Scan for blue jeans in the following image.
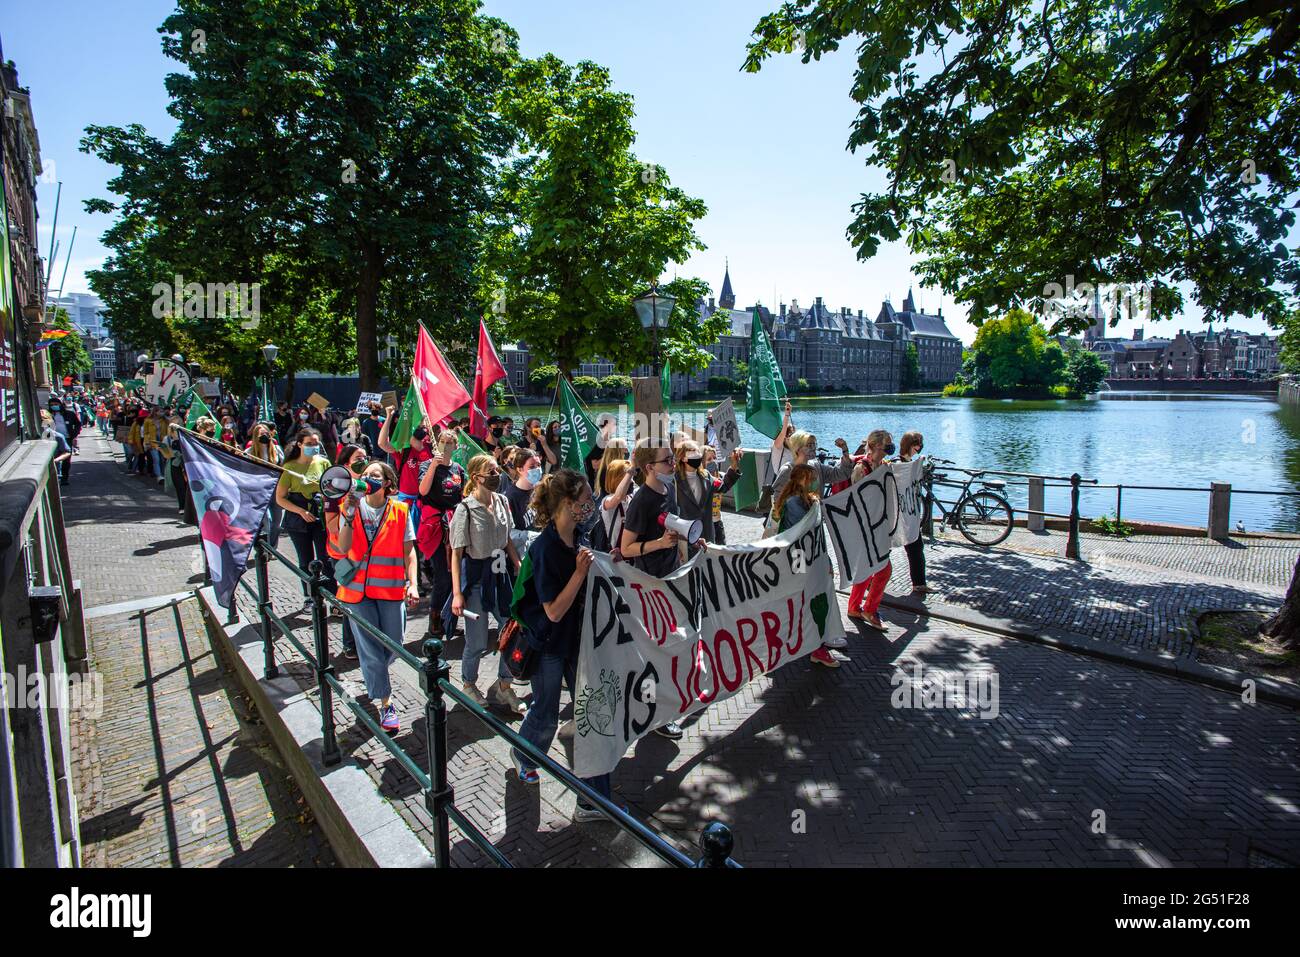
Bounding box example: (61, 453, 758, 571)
(512, 651, 611, 802)
(348, 597, 402, 701)
(263, 501, 283, 549)
(462, 585, 510, 684)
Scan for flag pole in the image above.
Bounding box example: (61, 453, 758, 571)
(179, 426, 288, 474)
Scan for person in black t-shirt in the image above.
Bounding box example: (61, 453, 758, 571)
(510, 469, 622, 821)
(620, 442, 682, 580)
(503, 450, 540, 550)
(416, 430, 467, 637)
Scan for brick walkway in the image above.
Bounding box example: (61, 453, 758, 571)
(67, 435, 334, 867)
(235, 516, 1300, 868)
(69, 434, 1300, 867)
(726, 513, 1289, 657)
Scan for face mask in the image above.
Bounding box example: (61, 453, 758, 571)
(659, 471, 675, 487)
(413, 428, 428, 441)
(49, 405, 61, 413)
(481, 473, 501, 491)
(573, 499, 595, 523)
(687, 457, 702, 469)
(526, 467, 543, 485)
(884, 443, 896, 456)
(298, 412, 308, 420)
(302, 445, 320, 458)
(257, 435, 269, 444)
(349, 459, 367, 475)
(363, 476, 385, 494)
(491, 427, 503, 436)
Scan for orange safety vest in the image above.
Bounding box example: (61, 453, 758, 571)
(326, 509, 345, 560)
(336, 499, 410, 603)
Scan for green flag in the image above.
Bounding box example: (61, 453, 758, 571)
(509, 551, 534, 627)
(557, 375, 598, 471)
(185, 391, 212, 429)
(660, 358, 672, 411)
(256, 377, 274, 422)
(732, 450, 763, 512)
(450, 430, 486, 470)
(745, 309, 787, 439)
(390, 386, 425, 451)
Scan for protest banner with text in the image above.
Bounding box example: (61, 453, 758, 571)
(574, 504, 845, 778)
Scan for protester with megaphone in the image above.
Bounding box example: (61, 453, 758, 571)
(335, 461, 420, 735)
(619, 440, 687, 740)
(323, 444, 370, 659)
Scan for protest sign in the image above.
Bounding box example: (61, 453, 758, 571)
(821, 465, 898, 588)
(631, 376, 669, 444)
(573, 504, 845, 778)
(306, 392, 330, 412)
(380, 389, 398, 409)
(708, 397, 740, 458)
(355, 391, 383, 414)
(890, 457, 928, 547)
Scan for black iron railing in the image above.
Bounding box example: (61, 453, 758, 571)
(233, 536, 739, 868)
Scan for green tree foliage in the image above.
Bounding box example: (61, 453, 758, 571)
(1279, 310, 1300, 373)
(744, 1, 1299, 333)
(900, 343, 921, 391)
(948, 308, 1073, 397)
(48, 308, 91, 381)
(1064, 348, 1110, 396)
(483, 55, 724, 374)
(83, 0, 517, 390)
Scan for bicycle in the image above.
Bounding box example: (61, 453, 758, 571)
(923, 457, 1014, 547)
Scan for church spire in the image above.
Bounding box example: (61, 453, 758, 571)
(719, 259, 735, 309)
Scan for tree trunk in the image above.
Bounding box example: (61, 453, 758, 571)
(355, 239, 383, 391)
(284, 369, 296, 406)
(1260, 554, 1300, 650)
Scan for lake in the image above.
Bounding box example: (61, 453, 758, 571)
(557, 392, 1300, 533)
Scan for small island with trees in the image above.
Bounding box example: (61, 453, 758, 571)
(944, 308, 1109, 399)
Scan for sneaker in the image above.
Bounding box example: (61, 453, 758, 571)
(299, 598, 314, 615)
(380, 704, 399, 734)
(510, 749, 540, 785)
(653, 721, 684, 740)
(487, 682, 527, 715)
(558, 718, 577, 738)
(341, 646, 358, 661)
(329, 604, 344, 618)
(574, 801, 629, 824)
(862, 613, 887, 632)
(460, 681, 488, 707)
(822, 634, 848, 649)
(811, 647, 840, 668)
(911, 586, 930, 597)
(846, 608, 868, 620)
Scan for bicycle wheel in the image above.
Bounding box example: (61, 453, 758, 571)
(956, 490, 1013, 546)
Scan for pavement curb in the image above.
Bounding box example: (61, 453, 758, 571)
(878, 593, 1300, 710)
(196, 585, 433, 868)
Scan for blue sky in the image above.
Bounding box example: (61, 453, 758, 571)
(5, 0, 1271, 343)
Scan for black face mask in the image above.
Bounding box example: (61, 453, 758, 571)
(687, 457, 703, 469)
(491, 427, 503, 436)
(349, 459, 367, 475)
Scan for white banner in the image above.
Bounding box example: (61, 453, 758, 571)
(707, 397, 740, 459)
(821, 462, 906, 587)
(574, 504, 845, 778)
(890, 457, 927, 548)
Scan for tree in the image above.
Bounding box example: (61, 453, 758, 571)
(84, 0, 517, 391)
(483, 55, 724, 374)
(900, 343, 921, 391)
(572, 375, 601, 399)
(528, 364, 560, 395)
(600, 374, 632, 396)
(47, 308, 91, 382)
(1279, 310, 1300, 373)
(744, 1, 1299, 334)
(1065, 349, 1109, 396)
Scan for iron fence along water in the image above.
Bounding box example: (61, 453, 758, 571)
(234, 536, 740, 869)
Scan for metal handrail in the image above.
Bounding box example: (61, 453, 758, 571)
(241, 535, 738, 869)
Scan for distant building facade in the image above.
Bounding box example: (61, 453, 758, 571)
(1086, 324, 1280, 380)
(506, 267, 964, 398)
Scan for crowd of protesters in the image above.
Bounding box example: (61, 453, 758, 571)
(76, 382, 930, 823)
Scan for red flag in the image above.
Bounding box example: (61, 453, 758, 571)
(470, 319, 508, 436)
(413, 323, 471, 426)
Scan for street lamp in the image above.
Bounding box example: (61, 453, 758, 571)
(260, 343, 278, 416)
(633, 282, 675, 376)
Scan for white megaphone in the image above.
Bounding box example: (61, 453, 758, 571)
(659, 512, 703, 545)
(319, 465, 365, 502)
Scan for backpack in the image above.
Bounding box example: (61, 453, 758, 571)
(588, 495, 625, 553)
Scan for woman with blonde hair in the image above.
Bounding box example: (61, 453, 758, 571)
(771, 463, 820, 533)
(592, 437, 628, 497)
(449, 453, 526, 714)
(847, 429, 896, 631)
(769, 423, 853, 518)
(594, 458, 634, 555)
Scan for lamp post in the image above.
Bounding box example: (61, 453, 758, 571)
(633, 282, 675, 377)
(261, 343, 278, 417)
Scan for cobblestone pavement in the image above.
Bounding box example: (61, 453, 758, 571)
(234, 516, 1300, 868)
(724, 513, 1287, 657)
(67, 436, 335, 867)
(71, 434, 1300, 867)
